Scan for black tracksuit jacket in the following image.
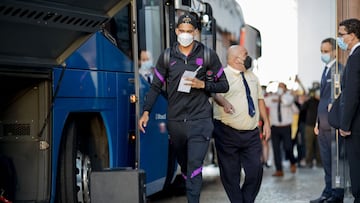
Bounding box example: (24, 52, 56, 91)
(143, 41, 229, 121)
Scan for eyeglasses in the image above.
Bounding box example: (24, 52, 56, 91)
(338, 32, 349, 37)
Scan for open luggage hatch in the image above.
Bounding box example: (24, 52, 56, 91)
(0, 0, 129, 67)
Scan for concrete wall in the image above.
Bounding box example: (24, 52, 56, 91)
(297, 0, 336, 90)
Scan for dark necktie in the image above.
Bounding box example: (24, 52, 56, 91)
(321, 66, 328, 90)
(241, 72, 255, 117)
(277, 96, 282, 122)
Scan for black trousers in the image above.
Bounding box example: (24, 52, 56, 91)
(345, 131, 360, 201)
(213, 120, 263, 203)
(271, 125, 296, 171)
(167, 118, 213, 203)
(317, 129, 344, 199)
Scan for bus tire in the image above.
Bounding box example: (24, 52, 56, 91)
(57, 120, 91, 203)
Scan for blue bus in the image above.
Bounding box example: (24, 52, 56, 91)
(0, 0, 261, 202)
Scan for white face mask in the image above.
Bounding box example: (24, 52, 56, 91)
(321, 53, 331, 64)
(140, 60, 153, 70)
(177, 33, 194, 47)
(315, 89, 320, 98)
(277, 88, 284, 95)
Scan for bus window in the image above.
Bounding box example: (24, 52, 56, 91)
(103, 5, 133, 59)
(137, 0, 163, 63)
(242, 24, 262, 60)
(200, 3, 216, 50)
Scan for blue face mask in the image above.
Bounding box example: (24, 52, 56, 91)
(337, 37, 348, 50)
(321, 53, 331, 64)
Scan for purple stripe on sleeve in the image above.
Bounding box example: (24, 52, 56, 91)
(154, 67, 165, 84)
(190, 166, 203, 178)
(215, 67, 224, 80)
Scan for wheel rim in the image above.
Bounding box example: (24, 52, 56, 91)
(76, 151, 91, 203)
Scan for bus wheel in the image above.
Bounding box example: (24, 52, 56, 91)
(57, 121, 91, 203)
(76, 151, 91, 202)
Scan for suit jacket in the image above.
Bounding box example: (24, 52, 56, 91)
(318, 61, 342, 130)
(340, 46, 360, 132)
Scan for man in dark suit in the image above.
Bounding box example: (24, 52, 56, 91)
(336, 18, 360, 203)
(310, 38, 344, 203)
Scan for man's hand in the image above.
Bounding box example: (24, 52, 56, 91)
(139, 111, 149, 133)
(262, 122, 271, 141)
(223, 100, 235, 114)
(314, 123, 319, 135)
(213, 94, 234, 114)
(339, 129, 351, 137)
(184, 77, 205, 89)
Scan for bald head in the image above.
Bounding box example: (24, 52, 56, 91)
(227, 45, 248, 71)
(227, 45, 246, 59)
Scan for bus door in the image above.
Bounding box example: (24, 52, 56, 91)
(137, 0, 170, 195)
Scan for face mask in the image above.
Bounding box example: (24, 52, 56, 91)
(244, 56, 252, 70)
(277, 88, 284, 95)
(177, 33, 194, 47)
(140, 60, 153, 70)
(337, 37, 348, 51)
(321, 53, 331, 64)
(315, 89, 320, 98)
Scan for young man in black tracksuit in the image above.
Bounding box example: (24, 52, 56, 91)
(139, 14, 229, 203)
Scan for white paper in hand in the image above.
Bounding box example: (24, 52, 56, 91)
(177, 70, 197, 93)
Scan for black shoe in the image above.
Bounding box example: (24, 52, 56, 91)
(310, 196, 328, 203)
(324, 196, 343, 203)
(263, 162, 271, 168)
